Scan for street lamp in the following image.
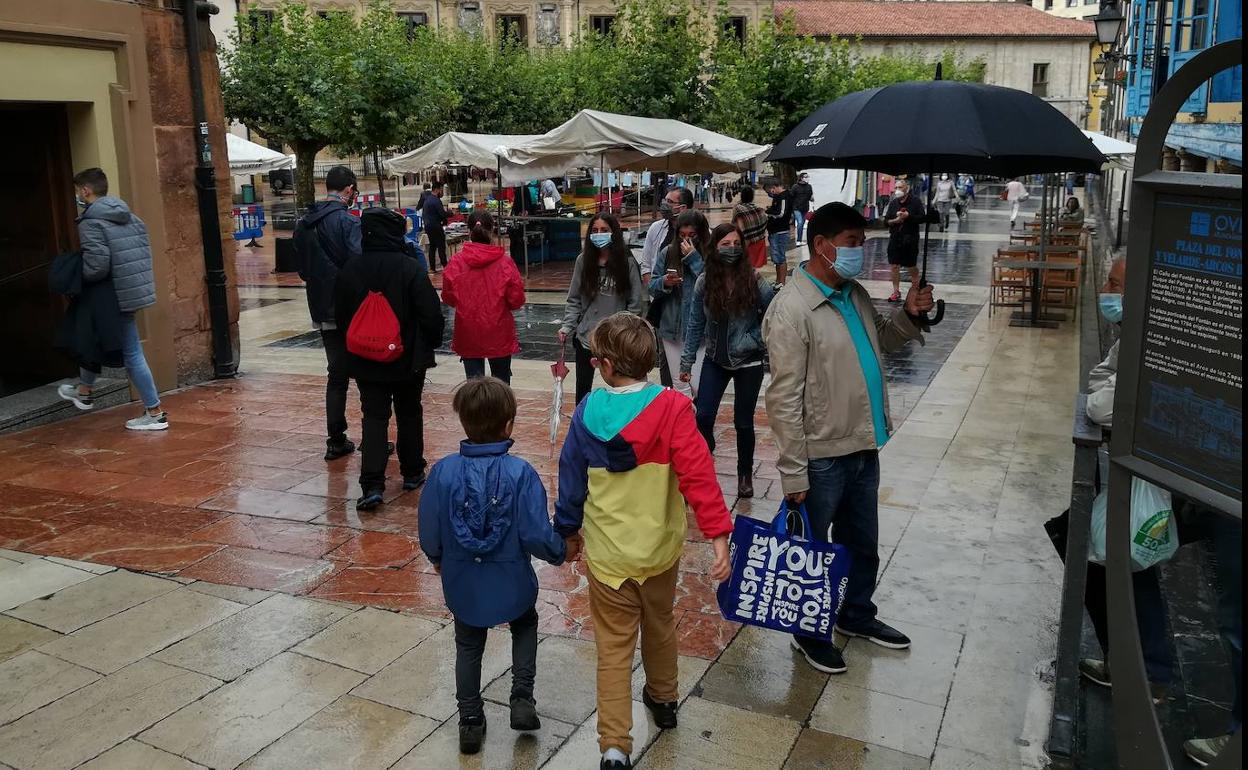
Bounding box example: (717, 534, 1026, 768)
(1092, 3, 1126, 49)
(1093, 55, 1108, 76)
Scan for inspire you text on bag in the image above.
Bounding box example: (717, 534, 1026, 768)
(730, 530, 848, 638)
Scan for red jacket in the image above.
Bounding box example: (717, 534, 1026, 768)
(441, 241, 526, 359)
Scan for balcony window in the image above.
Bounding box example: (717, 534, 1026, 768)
(397, 12, 428, 39)
(590, 14, 615, 36)
(723, 16, 747, 42)
(497, 14, 527, 47)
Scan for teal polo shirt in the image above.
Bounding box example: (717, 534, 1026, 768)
(801, 265, 889, 448)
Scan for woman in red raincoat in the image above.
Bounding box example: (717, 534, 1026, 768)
(440, 212, 526, 384)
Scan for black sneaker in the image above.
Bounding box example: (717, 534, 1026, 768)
(402, 471, 427, 491)
(641, 688, 678, 729)
(355, 489, 384, 511)
(458, 717, 486, 755)
(600, 754, 632, 770)
(324, 438, 356, 461)
(836, 619, 911, 650)
(509, 696, 540, 731)
(790, 636, 847, 674)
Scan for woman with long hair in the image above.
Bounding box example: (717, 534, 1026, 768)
(441, 211, 526, 384)
(650, 210, 710, 398)
(559, 213, 643, 404)
(680, 223, 776, 497)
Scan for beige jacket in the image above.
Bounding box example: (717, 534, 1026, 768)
(763, 269, 924, 495)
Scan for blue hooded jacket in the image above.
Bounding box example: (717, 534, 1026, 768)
(418, 440, 566, 627)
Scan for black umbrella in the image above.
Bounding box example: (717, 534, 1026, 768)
(768, 69, 1107, 324)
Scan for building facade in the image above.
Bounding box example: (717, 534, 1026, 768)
(0, 0, 238, 406)
(782, 1, 1096, 125)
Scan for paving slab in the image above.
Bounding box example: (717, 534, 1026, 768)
(0, 559, 96, 613)
(36, 588, 246, 674)
(0, 659, 219, 770)
(838, 620, 963, 708)
(76, 740, 207, 770)
(0, 650, 99, 725)
(636, 696, 801, 770)
(153, 593, 351, 680)
(809, 681, 942, 758)
(782, 729, 930, 770)
(543, 699, 659, 768)
(5, 570, 181, 633)
(482, 635, 599, 725)
(389, 699, 573, 770)
(0, 617, 59, 664)
(631, 654, 710, 703)
(698, 625, 830, 720)
(293, 606, 439, 675)
(351, 623, 512, 721)
(238, 695, 437, 770)
(185, 580, 274, 605)
(40, 556, 116, 575)
(140, 652, 365, 770)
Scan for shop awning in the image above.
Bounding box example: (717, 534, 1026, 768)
(1082, 130, 1136, 157)
(226, 133, 294, 175)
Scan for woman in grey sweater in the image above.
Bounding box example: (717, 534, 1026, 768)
(558, 214, 644, 404)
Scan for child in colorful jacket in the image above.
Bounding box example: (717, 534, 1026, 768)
(554, 312, 733, 770)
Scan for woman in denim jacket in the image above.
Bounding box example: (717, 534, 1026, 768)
(680, 223, 776, 498)
(650, 210, 708, 398)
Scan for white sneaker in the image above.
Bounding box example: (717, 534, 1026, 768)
(57, 383, 94, 411)
(125, 412, 169, 431)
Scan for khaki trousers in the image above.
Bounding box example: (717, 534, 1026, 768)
(588, 561, 681, 754)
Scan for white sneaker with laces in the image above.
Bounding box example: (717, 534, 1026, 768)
(57, 383, 94, 411)
(125, 412, 169, 431)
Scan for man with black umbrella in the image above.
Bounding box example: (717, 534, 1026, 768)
(764, 202, 934, 675)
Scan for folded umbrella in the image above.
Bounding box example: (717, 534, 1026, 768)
(550, 343, 570, 445)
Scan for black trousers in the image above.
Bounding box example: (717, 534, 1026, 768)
(572, 337, 596, 405)
(357, 375, 426, 492)
(454, 606, 540, 721)
(320, 328, 350, 444)
(694, 359, 765, 476)
(463, 356, 513, 385)
(426, 228, 448, 268)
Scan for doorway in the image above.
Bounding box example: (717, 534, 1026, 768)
(0, 103, 78, 397)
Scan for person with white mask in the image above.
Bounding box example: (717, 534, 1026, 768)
(933, 173, 959, 231)
(762, 202, 935, 677)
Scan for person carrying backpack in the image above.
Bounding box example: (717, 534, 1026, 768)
(293, 165, 363, 461)
(334, 208, 445, 511)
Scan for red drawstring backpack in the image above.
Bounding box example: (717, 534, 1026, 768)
(346, 291, 404, 362)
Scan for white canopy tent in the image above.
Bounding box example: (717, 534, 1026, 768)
(384, 131, 588, 186)
(1082, 130, 1136, 157)
(225, 133, 294, 176)
(500, 110, 772, 175)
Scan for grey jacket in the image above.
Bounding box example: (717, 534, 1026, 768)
(763, 269, 924, 495)
(1086, 340, 1118, 426)
(560, 252, 644, 344)
(78, 197, 156, 313)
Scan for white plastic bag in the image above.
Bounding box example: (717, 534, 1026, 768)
(1089, 478, 1179, 571)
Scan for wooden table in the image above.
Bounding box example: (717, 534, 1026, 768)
(996, 258, 1076, 328)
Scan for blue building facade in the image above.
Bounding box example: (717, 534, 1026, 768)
(1124, 0, 1242, 168)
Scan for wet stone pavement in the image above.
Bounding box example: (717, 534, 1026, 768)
(1, 190, 1084, 770)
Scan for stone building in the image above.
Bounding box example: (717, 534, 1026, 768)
(782, 0, 1096, 125)
(0, 0, 238, 422)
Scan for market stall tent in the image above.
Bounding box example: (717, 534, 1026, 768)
(225, 132, 294, 176)
(384, 131, 589, 185)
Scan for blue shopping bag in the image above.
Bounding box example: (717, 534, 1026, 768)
(715, 501, 852, 643)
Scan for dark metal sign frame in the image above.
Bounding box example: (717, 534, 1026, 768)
(1108, 40, 1242, 770)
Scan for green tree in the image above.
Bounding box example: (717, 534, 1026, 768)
(333, 2, 458, 204)
(221, 6, 357, 207)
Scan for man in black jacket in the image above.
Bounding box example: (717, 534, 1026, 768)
(335, 208, 445, 511)
(791, 172, 814, 247)
(422, 181, 449, 272)
(294, 165, 362, 460)
(764, 178, 793, 285)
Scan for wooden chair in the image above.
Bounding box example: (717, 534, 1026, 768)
(1040, 254, 1081, 313)
(990, 249, 1032, 317)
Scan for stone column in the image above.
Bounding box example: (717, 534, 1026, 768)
(1161, 146, 1181, 171)
(1178, 150, 1202, 172)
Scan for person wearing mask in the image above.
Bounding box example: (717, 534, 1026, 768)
(650, 211, 709, 399)
(732, 185, 769, 269)
(791, 172, 815, 246)
(423, 181, 450, 272)
(334, 208, 445, 510)
(441, 212, 525, 384)
(764, 202, 934, 675)
(882, 179, 924, 304)
(1059, 196, 1085, 227)
(1005, 177, 1029, 229)
(933, 173, 958, 232)
(56, 167, 167, 431)
(639, 187, 693, 282)
(293, 165, 363, 459)
(764, 178, 794, 285)
(559, 214, 644, 405)
(680, 223, 776, 498)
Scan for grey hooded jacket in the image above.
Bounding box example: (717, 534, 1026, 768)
(78, 196, 156, 313)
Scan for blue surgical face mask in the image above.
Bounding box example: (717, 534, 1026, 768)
(825, 245, 864, 281)
(589, 232, 612, 248)
(1098, 293, 1123, 323)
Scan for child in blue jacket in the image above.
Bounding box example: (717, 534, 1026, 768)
(418, 377, 570, 755)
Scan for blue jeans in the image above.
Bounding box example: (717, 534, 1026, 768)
(80, 313, 160, 410)
(801, 451, 881, 634)
(769, 231, 790, 265)
(793, 210, 807, 243)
